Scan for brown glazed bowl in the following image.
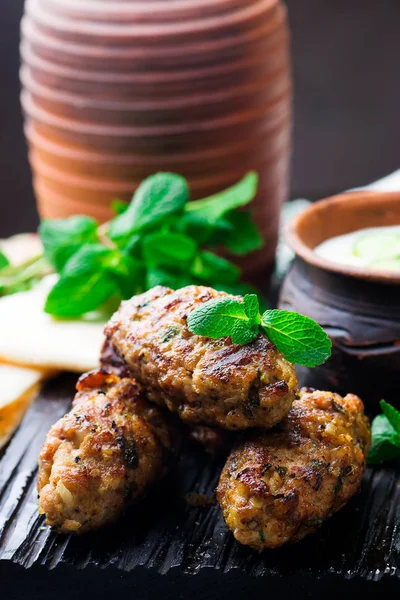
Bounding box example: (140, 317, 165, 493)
(279, 191, 400, 410)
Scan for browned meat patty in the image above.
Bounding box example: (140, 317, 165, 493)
(217, 388, 371, 550)
(101, 338, 233, 455)
(105, 286, 298, 431)
(100, 338, 132, 378)
(38, 369, 179, 534)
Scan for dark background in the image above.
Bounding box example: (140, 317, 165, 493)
(0, 0, 399, 237)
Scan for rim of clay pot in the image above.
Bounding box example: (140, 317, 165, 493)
(22, 90, 291, 137)
(22, 9, 286, 61)
(284, 191, 400, 284)
(40, 0, 279, 22)
(27, 0, 280, 39)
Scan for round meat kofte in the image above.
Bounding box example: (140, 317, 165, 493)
(105, 286, 298, 431)
(38, 369, 179, 534)
(100, 338, 233, 455)
(217, 388, 371, 550)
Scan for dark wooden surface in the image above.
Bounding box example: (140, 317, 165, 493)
(1, 375, 400, 599)
(1, 0, 400, 237)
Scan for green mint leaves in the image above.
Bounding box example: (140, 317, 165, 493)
(142, 232, 197, 269)
(39, 215, 98, 272)
(183, 172, 258, 224)
(108, 173, 189, 243)
(368, 400, 400, 465)
(187, 294, 332, 367)
(261, 310, 332, 368)
(44, 270, 117, 318)
(44, 243, 144, 317)
(36, 171, 262, 318)
(0, 253, 51, 296)
(0, 251, 10, 271)
(187, 297, 252, 343)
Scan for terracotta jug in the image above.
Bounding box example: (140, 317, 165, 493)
(20, 0, 292, 275)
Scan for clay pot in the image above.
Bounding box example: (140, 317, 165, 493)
(279, 191, 400, 409)
(22, 93, 291, 165)
(30, 149, 288, 205)
(25, 124, 290, 180)
(20, 38, 290, 96)
(21, 0, 292, 276)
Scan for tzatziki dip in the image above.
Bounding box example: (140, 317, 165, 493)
(314, 225, 400, 271)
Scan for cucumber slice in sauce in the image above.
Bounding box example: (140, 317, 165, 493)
(353, 233, 400, 261)
(369, 258, 400, 272)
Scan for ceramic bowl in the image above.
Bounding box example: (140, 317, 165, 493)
(279, 191, 400, 408)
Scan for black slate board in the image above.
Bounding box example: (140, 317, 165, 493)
(1, 374, 400, 599)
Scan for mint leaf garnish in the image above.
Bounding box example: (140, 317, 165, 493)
(0, 255, 50, 296)
(368, 400, 400, 465)
(0, 251, 10, 271)
(190, 251, 240, 284)
(142, 232, 197, 269)
(145, 266, 194, 290)
(44, 271, 118, 318)
(30, 171, 265, 318)
(62, 244, 115, 276)
(39, 215, 98, 272)
(243, 294, 260, 324)
(108, 173, 188, 242)
(219, 211, 263, 256)
(111, 199, 128, 215)
(55, 243, 144, 311)
(187, 297, 251, 339)
(188, 298, 331, 367)
(380, 399, 400, 433)
(231, 320, 259, 345)
(184, 172, 258, 224)
(260, 310, 331, 367)
(178, 172, 258, 245)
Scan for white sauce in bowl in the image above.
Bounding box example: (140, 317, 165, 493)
(314, 225, 400, 271)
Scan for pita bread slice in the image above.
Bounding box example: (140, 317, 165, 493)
(0, 364, 54, 449)
(0, 276, 105, 373)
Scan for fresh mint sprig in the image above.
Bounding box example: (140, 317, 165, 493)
(33, 171, 263, 318)
(0, 252, 9, 270)
(187, 294, 332, 367)
(0, 254, 51, 296)
(368, 400, 400, 465)
(39, 215, 98, 272)
(108, 173, 189, 244)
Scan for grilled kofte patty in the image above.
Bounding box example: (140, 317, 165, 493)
(38, 369, 178, 534)
(105, 286, 298, 431)
(217, 388, 371, 550)
(100, 338, 234, 455)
